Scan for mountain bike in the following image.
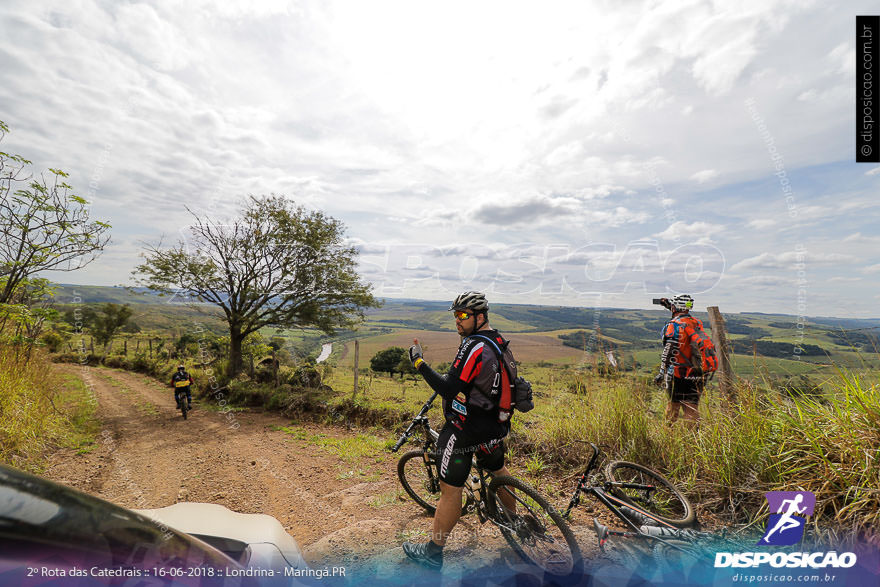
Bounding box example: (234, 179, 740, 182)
(562, 441, 698, 559)
(392, 392, 582, 578)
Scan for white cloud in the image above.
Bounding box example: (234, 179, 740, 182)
(746, 218, 777, 230)
(654, 221, 724, 242)
(690, 169, 718, 184)
(734, 275, 796, 287)
(730, 252, 857, 272)
(1, 0, 879, 315)
(842, 232, 880, 244)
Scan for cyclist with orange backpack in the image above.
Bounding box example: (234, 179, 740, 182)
(654, 294, 718, 425)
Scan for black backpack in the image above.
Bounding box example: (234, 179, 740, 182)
(467, 334, 534, 422)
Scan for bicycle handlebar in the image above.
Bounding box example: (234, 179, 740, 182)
(391, 435, 407, 452)
(390, 391, 439, 452)
(415, 391, 439, 418)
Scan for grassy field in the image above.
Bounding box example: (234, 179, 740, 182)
(322, 360, 880, 543)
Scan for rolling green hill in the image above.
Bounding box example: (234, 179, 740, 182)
(46, 286, 880, 379)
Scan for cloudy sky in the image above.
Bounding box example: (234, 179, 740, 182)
(1, 0, 878, 317)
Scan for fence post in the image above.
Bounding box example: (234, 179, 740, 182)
(149, 338, 153, 359)
(124, 340, 127, 355)
(706, 306, 734, 400)
(352, 340, 359, 398)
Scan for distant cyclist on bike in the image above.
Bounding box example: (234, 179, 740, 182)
(171, 364, 193, 411)
(403, 291, 516, 569)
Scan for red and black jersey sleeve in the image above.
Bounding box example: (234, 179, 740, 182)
(417, 337, 486, 401)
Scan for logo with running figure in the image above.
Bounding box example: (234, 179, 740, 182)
(758, 491, 815, 546)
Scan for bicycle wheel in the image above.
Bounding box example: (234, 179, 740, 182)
(488, 475, 582, 578)
(604, 461, 695, 528)
(176, 392, 188, 420)
(397, 450, 468, 516)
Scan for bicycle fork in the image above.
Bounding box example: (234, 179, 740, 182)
(563, 482, 584, 519)
(564, 442, 601, 519)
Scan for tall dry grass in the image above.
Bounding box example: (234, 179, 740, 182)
(506, 368, 879, 542)
(0, 344, 96, 471)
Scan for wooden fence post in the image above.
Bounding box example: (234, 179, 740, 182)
(149, 338, 153, 359)
(352, 340, 359, 398)
(706, 306, 734, 400)
(124, 340, 127, 355)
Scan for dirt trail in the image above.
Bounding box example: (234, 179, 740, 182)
(46, 364, 599, 579)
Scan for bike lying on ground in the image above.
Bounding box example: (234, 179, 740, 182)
(562, 441, 698, 558)
(392, 392, 582, 578)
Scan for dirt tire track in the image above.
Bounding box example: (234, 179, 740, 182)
(45, 364, 598, 579)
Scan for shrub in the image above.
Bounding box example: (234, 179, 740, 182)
(287, 365, 322, 389)
(40, 330, 66, 353)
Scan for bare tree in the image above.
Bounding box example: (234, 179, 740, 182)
(135, 195, 379, 377)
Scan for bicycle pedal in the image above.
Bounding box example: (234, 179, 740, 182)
(592, 519, 610, 551)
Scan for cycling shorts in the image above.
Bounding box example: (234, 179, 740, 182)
(668, 376, 702, 404)
(436, 424, 505, 488)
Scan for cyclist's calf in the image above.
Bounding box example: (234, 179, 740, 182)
(433, 481, 464, 546)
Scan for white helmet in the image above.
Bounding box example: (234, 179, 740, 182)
(672, 294, 694, 312)
(449, 291, 489, 312)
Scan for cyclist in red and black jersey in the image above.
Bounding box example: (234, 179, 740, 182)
(402, 291, 515, 569)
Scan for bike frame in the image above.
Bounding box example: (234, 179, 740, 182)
(563, 442, 691, 552)
(392, 395, 583, 575)
(391, 392, 517, 531)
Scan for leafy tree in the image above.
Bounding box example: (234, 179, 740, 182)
(396, 355, 417, 377)
(0, 277, 58, 357)
(91, 303, 133, 349)
(0, 121, 111, 303)
(175, 333, 200, 356)
(371, 346, 407, 377)
(121, 321, 141, 333)
(135, 195, 378, 377)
